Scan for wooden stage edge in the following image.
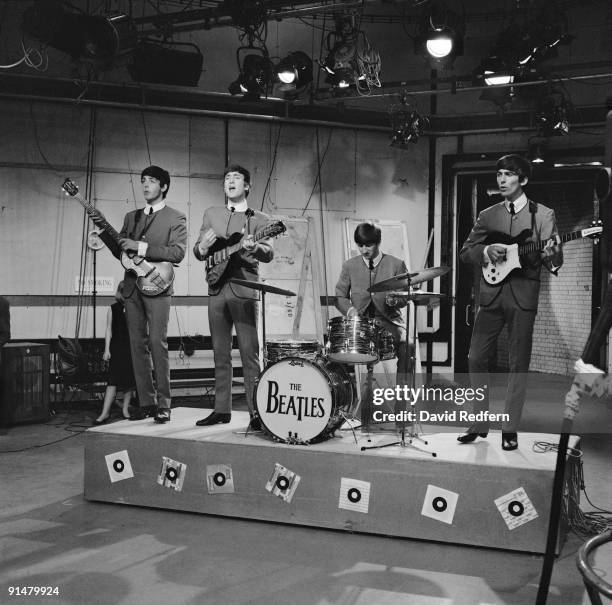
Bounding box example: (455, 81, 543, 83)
(84, 408, 580, 554)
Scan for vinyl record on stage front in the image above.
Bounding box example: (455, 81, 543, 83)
(338, 478, 371, 514)
(265, 462, 300, 503)
(206, 464, 235, 494)
(421, 484, 459, 525)
(105, 450, 134, 483)
(494, 487, 539, 530)
(157, 456, 187, 492)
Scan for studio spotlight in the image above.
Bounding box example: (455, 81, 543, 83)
(275, 51, 313, 96)
(478, 55, 515, 86)
(320, 16, 381, 95)
(389, 93, 429, 148)
(416, 2, 464, 69)
(536, 91, 571, 137)
(22, 0, 136, 70)
(228, 52, 273, 100)
(528, 139, 548, 165)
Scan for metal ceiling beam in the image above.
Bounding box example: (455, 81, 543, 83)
(0, 73, 607, 136)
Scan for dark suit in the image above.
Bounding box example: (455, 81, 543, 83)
(335, 253, 410, 376)
(460, 199, 562, 431)
(193, 206, 274, 416)
(104, 205, 187, 410)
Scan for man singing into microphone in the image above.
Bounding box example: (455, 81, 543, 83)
(334, 223, 411, 400)
(193, 165, 274, 429)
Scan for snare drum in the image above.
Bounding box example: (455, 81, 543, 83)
(377, 328, 395, 361)
(326, 316, 378, 364)
(265, 339, 321, 365)
(255, 356, 354, 444)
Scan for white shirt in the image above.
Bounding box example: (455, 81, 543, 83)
(361, 249, 383, 269)
(138, 200, 166, 256)
(227, 200, 248, 213)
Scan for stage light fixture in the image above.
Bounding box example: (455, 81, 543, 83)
(416, 2, 464, 69)
(388, 93, 429, 148)
(528, 139, 548, 165)
(129, 41, 203, 87)
(228, 52, 273, 100)
(22, 0, 136, 70)
(321, 17, 381, 95)
(275, 51, 313, 92)
(536, 91, 571, 137)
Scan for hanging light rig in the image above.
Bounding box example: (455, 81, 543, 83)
(388, 92, 430, 148)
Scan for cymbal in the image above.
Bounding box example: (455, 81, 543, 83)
(367, 266, 450, 292)
(390, 292, 447, 306)
(229, 278, 296, 297)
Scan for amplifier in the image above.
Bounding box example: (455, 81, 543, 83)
(0, 342, 50, 425)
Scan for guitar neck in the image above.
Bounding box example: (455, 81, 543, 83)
(73, 192, 121, 243)
(226, 226, 273, 256)
(518, 230, 582, 255)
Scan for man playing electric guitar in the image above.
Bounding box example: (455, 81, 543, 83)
(458, 154, 562, 451)
(99, 165, 187, 423)
(193, 164, 274, 429)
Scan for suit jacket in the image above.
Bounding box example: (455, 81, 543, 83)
(102, 205, 187, 297)
(460, 200, 562, 311)
(335, 254, 407, 329)
(193, 206, 274, 299)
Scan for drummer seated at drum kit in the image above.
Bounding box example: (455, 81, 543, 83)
(334, 222, 413, 390)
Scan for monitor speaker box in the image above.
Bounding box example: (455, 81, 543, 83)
(0, 342, 50, 426)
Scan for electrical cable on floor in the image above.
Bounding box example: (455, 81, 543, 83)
(532, 440, 583, 458)
(0, 431, 83, 454)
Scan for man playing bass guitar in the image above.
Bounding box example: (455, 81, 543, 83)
(459, 154, 562, 451)
(98, 165, 187, 423)
(193, 164, 274, 429)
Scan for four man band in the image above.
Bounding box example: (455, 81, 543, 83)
(94, 154, 563, 451)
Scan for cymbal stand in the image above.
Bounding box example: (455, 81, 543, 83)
(361, 288, 437, 457)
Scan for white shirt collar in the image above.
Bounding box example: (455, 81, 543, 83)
(505, 193, 527, 214)
(227, 200, 249, 213)
(145, 199, 166, 215)
(361, 250, 383, 268)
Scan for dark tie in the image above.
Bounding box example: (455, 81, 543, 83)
(509, 202, 515, 215)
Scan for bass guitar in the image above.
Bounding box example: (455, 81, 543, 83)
(203, 220, 286, 287)
(482, 221, 602, 286)
(61, 178, 174, 297)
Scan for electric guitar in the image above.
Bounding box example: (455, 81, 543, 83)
(203, 220, 286, 287)
(482, 221, 602, 286)
(61, 178, 174, 297)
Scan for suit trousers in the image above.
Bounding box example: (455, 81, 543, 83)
(468, 282, 536, 432)
(123, 291, 171, 409)
(208, 285, 261, 415)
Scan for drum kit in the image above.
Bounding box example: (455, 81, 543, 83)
(230, 265, 449, 447)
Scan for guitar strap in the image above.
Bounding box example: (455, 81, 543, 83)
(529, 199, 539, 240)
(131, 209, 158, 241)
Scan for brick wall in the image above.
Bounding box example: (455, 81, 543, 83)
(495, 180, 595, 376)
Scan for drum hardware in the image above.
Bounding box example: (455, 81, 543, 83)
(254, 356, 355, 444)
(360, 290, 439, 457)
(366, 266, 450, 293)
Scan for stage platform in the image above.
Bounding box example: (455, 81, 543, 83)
(84, 408, 580, 554)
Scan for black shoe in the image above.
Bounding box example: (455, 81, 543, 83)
(128, 408, 150, 421)
(155, 408, 171, 423)
(195, 412, 231, 426)
(93, 416, 109, 425)
(457, 427, 488, 444)
(502, 432, 518, 451)
(249, 416, 262, 431)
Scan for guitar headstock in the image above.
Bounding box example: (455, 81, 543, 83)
(62, 178, 79, 197)
(268, 220, 287, 238)
(583, 220, 603, 239)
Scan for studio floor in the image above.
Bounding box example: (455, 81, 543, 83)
(1, 373, 612, 605)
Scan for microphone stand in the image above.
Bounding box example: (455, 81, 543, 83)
(360, 259, 376, 432)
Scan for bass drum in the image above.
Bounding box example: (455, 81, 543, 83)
(254, 356, 354, 444)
